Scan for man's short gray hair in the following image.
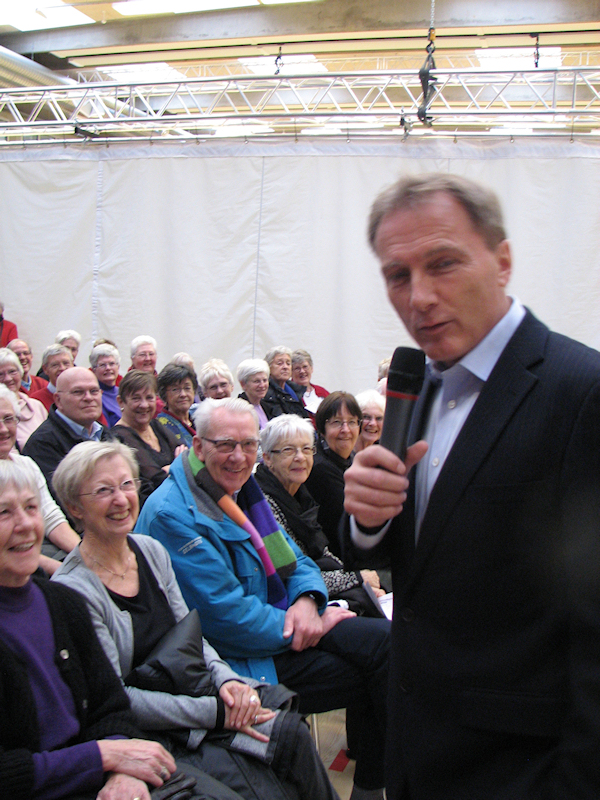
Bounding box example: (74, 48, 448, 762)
(193, 397, 258, 438)
(0, 382, 20, 418)
(55, 329, 81, 346)
(368, 173, 507, 252)
(130, 335, 157, 359)
(42, 344, 72, 369)
(52, 440, 139, 513)
(198, 358, 234, 393)
(89, 344, 120, 369)
(0, 347, 24, 378)
(264, 346, 292, 366)
(237, 359, 270, 386)
(260, 414, 314, 455)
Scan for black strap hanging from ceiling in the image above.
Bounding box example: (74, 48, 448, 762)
(417, 0, 437, 126)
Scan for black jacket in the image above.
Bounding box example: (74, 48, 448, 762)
(0, 576, 140, 799)
(261, 379, 309, 420)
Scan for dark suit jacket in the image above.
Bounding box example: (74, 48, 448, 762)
(348, 311, 600, 800)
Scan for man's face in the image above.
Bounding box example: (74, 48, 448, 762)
(8, 341, 32, 378)
(269, 354, 291, 385)
(54, 368, 102, 429)
(93, 356, 119, 387)
(45, 353, 73, 386)
(131, 346, 157, 373)
(193, 409, 258, 496)
(375, 192, 512, 367)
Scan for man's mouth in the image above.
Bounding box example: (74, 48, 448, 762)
(9, 542, 35, 552)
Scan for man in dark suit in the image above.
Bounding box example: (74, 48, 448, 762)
(344, 173, 600, 800)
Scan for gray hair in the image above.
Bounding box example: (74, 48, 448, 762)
(368, 173, 507, 252)
(130, 335, 157, 359)
(193, 397, 258, 438)
(89, 343, 120, 369)
(52, 440, 139, 513)
(237, 359, 270, 386)
(0, 382, 20, 418)
(0, 457, 41, 504)
(260, 414, 314, 454)
(291, 349, 313, 368)
(171, 352, 195, 370)
(56, 329, 81, 346)
(42, 344, 72, 369)
(264, 346, 292, 366)
(0, 348, 23, 378)
(198, 358, 234, 393)
(355, 389, 385, 414)
(377, 357, 391, 381)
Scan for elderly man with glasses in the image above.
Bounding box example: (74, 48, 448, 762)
(137, 397, 391, 800)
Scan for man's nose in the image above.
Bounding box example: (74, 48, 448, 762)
(409, 271, 436, 310)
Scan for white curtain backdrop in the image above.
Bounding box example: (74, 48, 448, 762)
(1, 137, 600, 395)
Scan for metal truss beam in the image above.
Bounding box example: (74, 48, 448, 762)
(2, 67, 600, 146)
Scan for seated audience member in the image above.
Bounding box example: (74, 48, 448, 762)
(156, 363, 198, 448)
(354, 390, 385, 453)
(136, 397, 390, 800)
(237, 359, 270, 429)
(7, 339, 47, 395)
(262, 347, 309, 420)
(93, 337, 123, 385)
(130, 335, 158, 374)
(304, 391, 361, 559)
(30, 344, 74, 410)
(112, 370, 186, 507)
(172, 351, 203, 402)
(199, 359, 234, 400)
(0, 348, 47, 449)
(52, 440, 340, 800)
(90, 343, 122, 426)
(0, 300, 18, 347)
(0, 384, 80, 576)
(55, 329, 81, 364)
(291, 349, 329, 415)
(0, 457, 207, 800)
(22, 367, 110, 498)
(256, 414, 385, 614)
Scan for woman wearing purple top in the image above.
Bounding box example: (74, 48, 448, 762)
(0, 457, 233, 800)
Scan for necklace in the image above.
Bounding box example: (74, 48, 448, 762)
(86, 549, 132, 580)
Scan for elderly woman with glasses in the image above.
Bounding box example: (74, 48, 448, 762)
(262, 347, 309, 421)
(303, 391, 365, 561)
(354, 389, 386, 453)
(156, 363, 199, 448)
(291, 349, 329, 416)
(52, 439, 340, 800)
(0, 348, 47, 449)
(256, 414, 385, 611)
(199, 359, 234, 400)
(0, 383, 80, 576)
(112, 371, 187, 507)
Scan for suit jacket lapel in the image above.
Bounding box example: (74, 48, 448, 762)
(406, 311, 548, 583)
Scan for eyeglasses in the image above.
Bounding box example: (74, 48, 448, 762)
(80, 479, 141, 499)
(270, 445, 316, 458)
(97, 361, 117, 369)
(362, 414, 384, 424)
(202, 437, 259, 454)
(326, 418, 359, 429)
(167, 384, 194, 394)
(0, 415, 18, 427)
(136, 351, 156, 359)
(60, 388, 101, 398)
(0, 368, 20, 380)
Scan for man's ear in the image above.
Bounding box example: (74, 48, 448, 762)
(192, 435, 205, 462)
(495, 239, 512, 288)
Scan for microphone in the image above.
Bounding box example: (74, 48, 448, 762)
(379, 347, 426, 461)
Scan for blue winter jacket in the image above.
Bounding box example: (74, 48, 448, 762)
(135, 455, 327, 684)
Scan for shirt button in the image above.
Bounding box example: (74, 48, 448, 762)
(447, 399, 456, 409)
(432, 457, 440, 467)
(59, 649, 69, 660)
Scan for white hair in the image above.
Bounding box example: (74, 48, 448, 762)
(0, 348, 23, 378)
(90, 343, 120, 369)
(56, 330, 81, 346)
(193, 397, 258, 438)
(237, 359, 270, 386)
(130, 335, 157, 359)
(260, 414, 314, 454)
(355, 389, 386, 414)
(264, 346, 292, 366)
(0, 383, 20, 418)
(198, 358, 234, 393)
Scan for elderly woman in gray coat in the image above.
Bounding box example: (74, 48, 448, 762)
(52, 439, 340, 800)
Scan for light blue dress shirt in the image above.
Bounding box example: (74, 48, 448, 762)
(55, 410, 104, 441)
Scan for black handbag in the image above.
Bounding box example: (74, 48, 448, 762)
(125, 608, 217, 697)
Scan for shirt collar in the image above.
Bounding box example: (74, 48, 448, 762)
(55, 409, 103, 439)
(429, 297, 526, 383)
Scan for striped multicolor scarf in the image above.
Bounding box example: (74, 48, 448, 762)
(189, 450, 296, 609)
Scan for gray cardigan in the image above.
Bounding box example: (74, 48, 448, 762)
(52, 534, 256, 743)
